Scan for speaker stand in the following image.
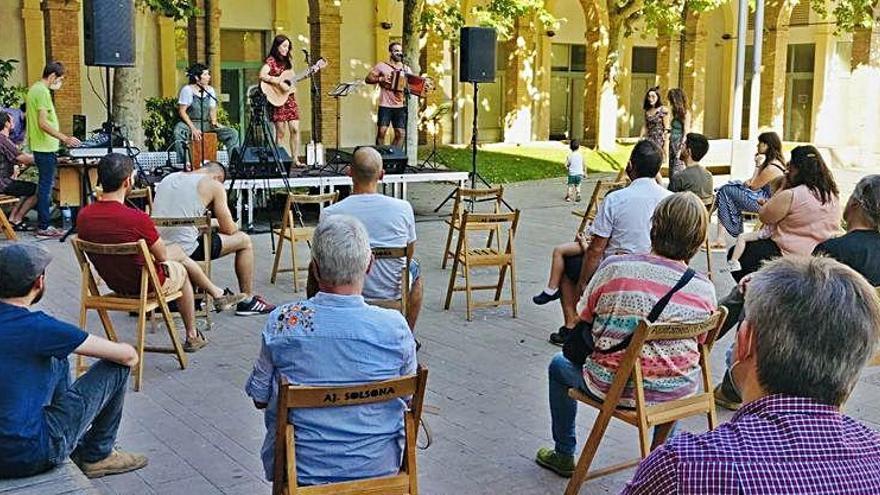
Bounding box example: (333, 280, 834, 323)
(434, 81, 511, 212)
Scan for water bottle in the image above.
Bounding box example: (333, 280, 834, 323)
(61, 207, 72, 231)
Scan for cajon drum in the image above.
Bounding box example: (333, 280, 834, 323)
(190, 131, 218, 168)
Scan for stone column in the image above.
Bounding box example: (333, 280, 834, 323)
(308, 0, 342, 144)
(534, 27, 552, 141)
(425, 31, 452, 143)
(374, 0, 392, 63)
(503, 16, 538, 143)
(43, 0, 83, 134)
(758, 0, 794, 131)
(21, 0, 45, 84)
(681, 10, 707, 131)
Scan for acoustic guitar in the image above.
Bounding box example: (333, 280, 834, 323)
(260, 58, 328, 107)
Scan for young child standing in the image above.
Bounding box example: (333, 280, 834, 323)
(564, 139, 584, 202)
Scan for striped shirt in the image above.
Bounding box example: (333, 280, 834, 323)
(622, 394, 880, 494)
(578, 254, 716, 407)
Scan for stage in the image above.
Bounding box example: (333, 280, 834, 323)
(226, 169, 469, 228)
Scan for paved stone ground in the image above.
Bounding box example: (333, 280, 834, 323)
(5, 169, 880, 494)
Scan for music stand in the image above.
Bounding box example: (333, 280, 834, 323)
(325, 81, 362, 170)
(419, 103, 451, 169)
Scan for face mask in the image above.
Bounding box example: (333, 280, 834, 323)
(49, 80, 63, 91)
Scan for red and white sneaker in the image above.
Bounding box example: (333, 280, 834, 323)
(235, 295, 276, 316)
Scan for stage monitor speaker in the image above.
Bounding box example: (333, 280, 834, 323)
(370, 145, 407, 174)
(83, 0, 135, 67)
(231, 147, 293, 179)
(459, 27, 496, 83)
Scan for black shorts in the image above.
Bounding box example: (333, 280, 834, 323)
(191, 231, 223, 261)
(1, 180, 37, 198)
(377, 106, 406, 130)
(563, 254, 584, 283)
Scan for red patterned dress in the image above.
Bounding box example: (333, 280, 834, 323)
(265, 56, 300, 122)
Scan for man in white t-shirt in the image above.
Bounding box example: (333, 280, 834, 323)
(172, 63, 239, 164)
(319, 147, 422, 330)
(539, 140, 671, 344)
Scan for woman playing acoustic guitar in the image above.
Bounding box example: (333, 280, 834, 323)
(260, 35, 302, 166)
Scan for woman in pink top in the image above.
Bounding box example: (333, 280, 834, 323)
(729, 145, 841, 281)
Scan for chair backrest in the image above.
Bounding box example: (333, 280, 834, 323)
(274, 366, 429, 495)
(607, 308, 728, 402)
(72, 237, 163, 300)
(152, 212, 213, 275)
(368, 244, 415, 313)
(577, 180, 627, 235)
(459, 211, 520, 257)
(282, 191, 339, 230)
(128, 187, 154, 214)
(451, 186, 504, 217)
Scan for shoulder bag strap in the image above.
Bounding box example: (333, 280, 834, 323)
(597, 268, 696, 354)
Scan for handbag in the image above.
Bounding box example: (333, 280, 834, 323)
(562, 268, 696, 366)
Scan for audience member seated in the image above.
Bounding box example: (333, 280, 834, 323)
(667, 132, 713, 201)
(77, 153, 208, 352)
(0, 111, 37, 230)
(152, 162, 275, 316)
(318, 147, 422, 330)
(245, 214, 417, 486)
(624, 255, 880, 493)
(0, 243, 147, 479)
(533, 139, 671, 345)
(728, 144, 841, 282)
(710, 131, 786, 249)
(534, 192, 717, 477)
(813, 174, 880, 286)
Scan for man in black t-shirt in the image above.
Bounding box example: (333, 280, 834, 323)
(813, 175, 880, 286)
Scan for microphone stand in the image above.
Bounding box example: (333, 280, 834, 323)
(303, 49, 321, 168)
(196, 82, 220, 169)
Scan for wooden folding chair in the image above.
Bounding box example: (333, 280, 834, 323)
(272, 366, 429, 495)
(0, 195, 18, 240)
(444, 210, 520, 321)
(365, 244, 414, 317)
(72, 238, 188, 391)
(128, 187, 154, 214)
(563, 308, 728, 494)
(271, 191, 339, 292)
(152, 212, 213, 324)
(441, 186, 504, 270)
(701, 195, 716, 281)
(613, 168, 630, 183)
(571, 180, 627, 237)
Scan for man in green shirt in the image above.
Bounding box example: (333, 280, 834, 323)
(26, 62, 81, 238)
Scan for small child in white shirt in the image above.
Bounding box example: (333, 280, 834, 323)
(565, 139, 585, 202)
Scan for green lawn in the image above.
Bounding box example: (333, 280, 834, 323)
(420, 142, 633, 184)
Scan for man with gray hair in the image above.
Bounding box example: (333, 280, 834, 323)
(246, 214, 417, 486)
(813, 174, 880, 285)
(623, 256, 880, 493)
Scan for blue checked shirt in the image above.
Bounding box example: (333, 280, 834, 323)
(622, 394, 880, 494)
(245, 292, 417, 486)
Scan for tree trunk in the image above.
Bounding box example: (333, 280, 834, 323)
(402, 0, 425, 166)
(594, 16, 624, 151)
(112, 10, 148, 147)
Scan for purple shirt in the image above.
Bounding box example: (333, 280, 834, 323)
(622, 394, 880, 494)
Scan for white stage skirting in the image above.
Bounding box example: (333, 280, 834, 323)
(226, 171, 469, 228)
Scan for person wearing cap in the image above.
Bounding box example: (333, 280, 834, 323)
(76, 153, 209, 352)
(0, 243, 147, 479)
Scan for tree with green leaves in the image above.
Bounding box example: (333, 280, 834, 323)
(111, 0, 198, 148)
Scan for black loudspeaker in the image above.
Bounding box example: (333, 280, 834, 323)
(372, 145, 407, 174)
(83, 0, 135, 67)
(459, 27, 496, 83)
(231, 147, 293, 179)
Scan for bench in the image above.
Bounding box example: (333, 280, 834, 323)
(0, 461, 101, 494)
